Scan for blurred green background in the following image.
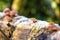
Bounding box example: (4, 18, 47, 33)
(0, 0, 60, 24)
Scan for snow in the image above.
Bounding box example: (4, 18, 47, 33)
(0, 12, 4, 18)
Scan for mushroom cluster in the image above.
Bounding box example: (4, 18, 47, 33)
(0, 8, 60, 40)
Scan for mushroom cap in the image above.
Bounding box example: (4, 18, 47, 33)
(3, 8, 10, 13)
(3, 8, 10, 16)
(10, 10, 17, 17)
(29, 18, 37, 23)
(4, 16, 12, 22)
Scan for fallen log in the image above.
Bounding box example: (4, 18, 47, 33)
(0, 28, 10, 40)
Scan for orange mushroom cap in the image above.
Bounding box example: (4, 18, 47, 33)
(4, 16, 12, 22)
(47, 22, 59, 30)
(10, 10, 17, 17)
(3, 8, 10, 13)
(30, 18, 37, 23)
(3, 8, 10, 16)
